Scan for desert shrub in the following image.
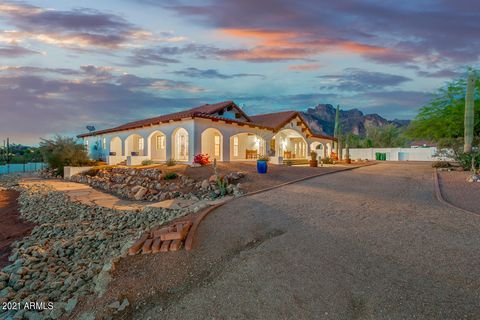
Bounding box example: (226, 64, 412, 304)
(83, 165, 115, 177)
(141, 160, 154, 166)
(432, 161, 452, 168)
(436, 137, 480, 170)
(164, 172, 178, 180)
(321, 157, 334, 164)
(258, 155, 270, 162)
(39, 135, 92, 176)
(166, 158, 176, 166)
(310, 151, 317, 161)
(193, 154, 210, 166)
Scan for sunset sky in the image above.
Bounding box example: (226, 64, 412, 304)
(1, 0, 478, 144)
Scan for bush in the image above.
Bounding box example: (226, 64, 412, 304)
(165, 158, 176, 166)
(193, 154, 210, 166)
(141, 160, 154, 166)
(436, 137, 480, 170)
(310, 151, 317, 161)
(321, 157, 334, 164)
(39, 135, 92, 176)
(163, 172, 178, 180)
(432, 161, 452, 168)
(258, 155, 270, 162)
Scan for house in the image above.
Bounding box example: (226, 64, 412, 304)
(77, 101, 336, 165)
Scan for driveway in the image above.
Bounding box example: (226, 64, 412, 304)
(123, 162, 480, 319)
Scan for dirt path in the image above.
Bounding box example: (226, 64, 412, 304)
(0, 189, 35, 268)
(92, 162, 480, 319)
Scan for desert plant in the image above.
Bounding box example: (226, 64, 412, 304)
(258, 155, 270, 162)
(322, 157, 334, 164)
(216, 176, 229, 196)
(432, 161, 452, 168)
(141, 160, 154, 166)
(310, 151, 317, 161)
(193, 153, 211, 166)
(465, 72, 476, 153)
(163, 172, 178, 180)
(39, 135, 92, 176)
(345, 143, 350, 160)
(165, 158, 176, 166)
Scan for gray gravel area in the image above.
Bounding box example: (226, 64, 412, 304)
(106, 162, 480, 320)
(438, 170, 480, 214)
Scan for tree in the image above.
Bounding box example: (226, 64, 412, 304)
(364, 124, 409, 148)
(407, 70, 480, 141)
(39, 135, 91, 176)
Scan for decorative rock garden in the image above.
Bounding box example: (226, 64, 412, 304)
(68, 167, 245, 202)
(0, 176, 187, 320)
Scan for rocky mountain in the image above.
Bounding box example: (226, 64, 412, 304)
(301, 104, 410, 137)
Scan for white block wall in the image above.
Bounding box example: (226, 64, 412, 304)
(344, 147, 453, 161)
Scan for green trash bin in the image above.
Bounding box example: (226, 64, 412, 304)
(375, 152, 380, 160)
(381, 153, 386, 161)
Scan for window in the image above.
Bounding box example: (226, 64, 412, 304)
(233, 136, 238, 157)
(102, 138, 106, 150)
(139, 137, 144, 151)
(156, 135, 165, 150)
(214, 135, 220, 157)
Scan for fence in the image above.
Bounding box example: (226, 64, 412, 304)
(0, 162, 47, 175)
(344, 147, 453, 162)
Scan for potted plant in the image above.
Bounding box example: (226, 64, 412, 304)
(257, 155, 269, 174)
(309, 151, 318, 167)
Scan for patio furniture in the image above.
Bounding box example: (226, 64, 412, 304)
(284, 151, 293, 159)
(131, 152, 139, 156)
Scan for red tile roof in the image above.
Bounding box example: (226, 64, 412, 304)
(78, 101, 335, 141)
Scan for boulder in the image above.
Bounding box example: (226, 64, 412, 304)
(134, 187, 148, 200)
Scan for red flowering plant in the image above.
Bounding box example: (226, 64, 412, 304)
(193, 153, 211, 166)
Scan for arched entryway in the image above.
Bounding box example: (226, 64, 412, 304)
(273, 129, 308, 159)
(230, 133, 265, 160)
(125, 134, 145, 156)
(310, 141, 325, 159)
(201, 128, 223, 161)
(148, 131, 167, 162)
(109, 137, 122, 156)
(172, 128, 189, 161)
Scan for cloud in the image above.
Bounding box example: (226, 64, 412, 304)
(318, 68, 412, 91)
(0, 2, 150, 49)
(164, 0, 480, 66)
(0, 44, 41, 57)
(416, 68, 463, 78)
(172, 67, 264, 79)
(288, 63, 322, 71)
(0, 67, 208, 144)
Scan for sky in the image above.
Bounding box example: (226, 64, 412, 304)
(0, 0, 478, 145)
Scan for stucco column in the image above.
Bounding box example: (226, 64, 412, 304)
(166, 134, 172, 161)
(188, 128, 195, 163)
(223, 134, 231, 162)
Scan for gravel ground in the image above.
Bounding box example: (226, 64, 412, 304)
(95, 162, 480, 320)
(437, 170, 480, 214)
(0, 176, 188, 320)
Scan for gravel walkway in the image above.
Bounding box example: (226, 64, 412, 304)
(437, 170, 480, 214)
(86, 162, 480, 319)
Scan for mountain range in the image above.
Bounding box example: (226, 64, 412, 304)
(301, 104, 410, 137)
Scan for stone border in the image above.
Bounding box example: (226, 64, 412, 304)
(433, 168, 480, 216)
(185, 162, 379, 251)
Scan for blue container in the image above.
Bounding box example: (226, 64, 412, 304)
(257, 160, 268, 174)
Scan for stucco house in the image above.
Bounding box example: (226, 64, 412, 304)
(77, 101, 336, 165)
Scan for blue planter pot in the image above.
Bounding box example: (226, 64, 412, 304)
(257, 160, 268, 174)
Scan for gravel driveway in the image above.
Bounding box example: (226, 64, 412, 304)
(115, 162, 480, 320)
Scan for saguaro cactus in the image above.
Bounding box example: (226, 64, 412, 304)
(464, 72, 476, 153)
(334, 105, 340, 154)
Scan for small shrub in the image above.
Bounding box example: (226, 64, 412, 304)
(39, 135, 91, 176)
(322, 157, 334, 164)
(141, 160, 154, 166)
(166, 158, 176, 166)
(285, 159, 293, 166)
(310, 151, 317, 161)
(432, 161, 452, 168)
(258, 155, 270, 162)
(164, 172, 178, 180)
(193, 154, 211, 166)
(216, 176, 228, 196)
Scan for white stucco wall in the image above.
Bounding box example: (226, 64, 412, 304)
(345, 147, 453, 161)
